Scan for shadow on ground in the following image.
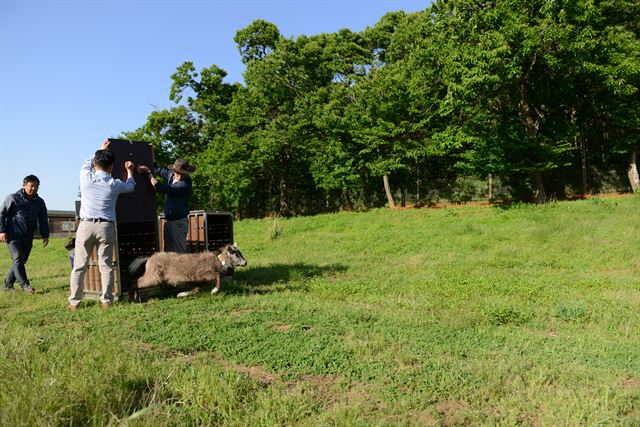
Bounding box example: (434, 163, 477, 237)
(230, 262, 348, 294)
(129, 262, 348, 300)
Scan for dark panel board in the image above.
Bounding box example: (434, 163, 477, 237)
(107, 138, 158, 224)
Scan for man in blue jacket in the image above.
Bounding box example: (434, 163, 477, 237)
(0, 175, 49, 293)
(137, 159, 195, 253)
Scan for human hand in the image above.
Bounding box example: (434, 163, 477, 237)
(124, 161, 135, 171)
(0, 232, 6, 242)
(100, 139, 111, 150)
(136, 165, 150, 174)
(42, 238, 49, 247)
(150, 176, 158, 186)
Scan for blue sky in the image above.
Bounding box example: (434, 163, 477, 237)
(0, 0, 429, 210)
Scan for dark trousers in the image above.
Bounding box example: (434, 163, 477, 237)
(4, 238, 33, 287)
(164, 217, 189, 253)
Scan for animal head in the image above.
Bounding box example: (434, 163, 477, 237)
(128, 256, 149, 278)
(217, 243, 247, 269)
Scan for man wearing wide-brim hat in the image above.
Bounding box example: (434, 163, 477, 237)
(137, 159, 195, 253)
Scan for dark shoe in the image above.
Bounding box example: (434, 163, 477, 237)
(22, 285, 36, 294)
(2, 282, 15, 291)
(67, 304, 79, 311)
(101, 302, 112, 309)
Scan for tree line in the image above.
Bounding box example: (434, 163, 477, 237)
(124, 0, 640, 218)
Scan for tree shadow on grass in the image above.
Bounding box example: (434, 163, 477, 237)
(225, 262, 348, 295)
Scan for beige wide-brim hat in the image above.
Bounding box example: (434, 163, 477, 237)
(168, 159, 196, 174)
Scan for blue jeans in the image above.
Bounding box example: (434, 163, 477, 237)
(4, 238, 33, 287)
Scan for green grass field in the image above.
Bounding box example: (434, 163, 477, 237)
(1, 196, 638, 426)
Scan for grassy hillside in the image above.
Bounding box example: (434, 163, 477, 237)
(1, 196, 639, 426)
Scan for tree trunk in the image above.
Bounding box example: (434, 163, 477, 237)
(415, 161, 421, 202)
(278, 175, 291, 217)
(518, 75, 547, 204)
(628, 147, 640, 193)
(580, 135, 588, 195)
(362, 168, 371, 209)
(342, 188, 354, 211)
(383, 174, 396, 209)
(533, 171, 546, 204)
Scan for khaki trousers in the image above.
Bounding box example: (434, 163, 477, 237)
(68, 221, 116, 305)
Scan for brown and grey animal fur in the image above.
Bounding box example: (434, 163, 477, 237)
(129, 244, 247, 296)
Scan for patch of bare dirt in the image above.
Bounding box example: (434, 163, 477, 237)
(137, 342, 278, 385)
(348, 302, 376, 311)
(623, 377, 639, 391)
(272, 323, 291, 332)
(435, 400, 470, 426)
(285, 375, 382, 414)
(227, 308, 254, 317)
(604, 289, 640, 304)
(285, 374, 342, 408)
(287, 374, 339, 394)
(516, 411, 544, 427)
(412, 410, 438, 426)
(136, 342, 196, 361)
(221, 360, 279, 385)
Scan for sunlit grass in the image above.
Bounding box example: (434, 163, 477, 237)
(1, 195, 638, 425)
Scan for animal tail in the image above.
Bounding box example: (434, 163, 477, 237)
(128, 256, 149, 278)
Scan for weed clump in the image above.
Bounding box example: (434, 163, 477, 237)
(267, 217, 283, 241)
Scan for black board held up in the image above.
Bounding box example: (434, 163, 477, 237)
(107, 138, 157, 224)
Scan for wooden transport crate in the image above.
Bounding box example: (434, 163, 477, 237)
(159, 210, 234, 252)
(81, 221, 158, 300)
(81, 139, 159, 301)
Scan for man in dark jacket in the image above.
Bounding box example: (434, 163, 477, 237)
(0, 175, 49, 293)
(137, 159, 195, 253)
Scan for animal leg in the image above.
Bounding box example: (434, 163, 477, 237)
(177, 287, 201, 298)
(211, 274, 221, 294)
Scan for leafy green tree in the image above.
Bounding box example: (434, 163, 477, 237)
(575, 0, 640, 192)
(123, 106, 199, 169)
(417, 0, 640, 202)
(124, 1, 638, 216)
(200, 22, 338, 216)
(234, 19, 280, 64)
(306, 28, 377, 209)
(370, 10, 469, 205)
(169, 62, 239, 153)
